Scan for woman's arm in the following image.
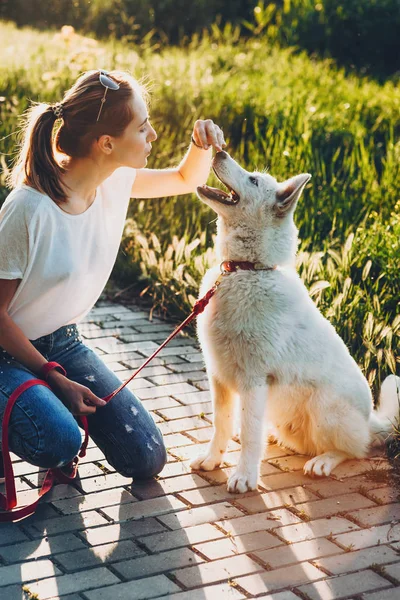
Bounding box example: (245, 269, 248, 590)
(131, 119, 225, 199)
(0, 279, 105, 415)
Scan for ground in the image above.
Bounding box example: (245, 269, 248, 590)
(1, 297, 400, 600)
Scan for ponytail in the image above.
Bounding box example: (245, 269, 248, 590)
(7, 102, 69, 203)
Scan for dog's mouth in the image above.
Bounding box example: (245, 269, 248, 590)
(198, 171, 240, 206)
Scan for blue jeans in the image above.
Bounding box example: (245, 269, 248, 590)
(0, 324, 167, 479)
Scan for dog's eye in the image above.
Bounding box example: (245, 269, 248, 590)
(249, 176, 258, 186)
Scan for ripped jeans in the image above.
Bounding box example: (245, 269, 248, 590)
(0, 324, 167, 479)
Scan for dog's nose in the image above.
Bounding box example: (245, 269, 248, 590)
(216, 150, 228, 159)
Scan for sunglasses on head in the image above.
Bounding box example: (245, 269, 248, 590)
(96, 69, 120, 122)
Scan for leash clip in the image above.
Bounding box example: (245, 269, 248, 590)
(220, 260, 236, 275)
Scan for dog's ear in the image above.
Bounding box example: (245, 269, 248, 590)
(274, 173, 311, 217)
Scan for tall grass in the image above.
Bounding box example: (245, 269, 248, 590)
(0, 20, 398, 396)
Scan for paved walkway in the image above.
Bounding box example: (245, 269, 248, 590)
(1, 298, 400, 600)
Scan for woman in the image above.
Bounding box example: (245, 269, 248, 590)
(0, 68, 225, 482)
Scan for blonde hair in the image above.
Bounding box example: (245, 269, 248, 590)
(7, 70, 148, 203)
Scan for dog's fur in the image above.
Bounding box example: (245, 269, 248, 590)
(190, 151, 399, 493)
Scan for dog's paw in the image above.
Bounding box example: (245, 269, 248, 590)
(190, 453, 222, 472)
(227, 468, 258, 493)
(304, 455, 334, 477)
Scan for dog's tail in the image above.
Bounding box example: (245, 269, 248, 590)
(369, 374, 400, 443)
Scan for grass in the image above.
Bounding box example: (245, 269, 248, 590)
(0, 19, 399, 398)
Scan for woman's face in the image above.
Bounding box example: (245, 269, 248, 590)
(112, 93, 157, 169)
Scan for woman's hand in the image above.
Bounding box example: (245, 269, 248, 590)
(47, 371, 107, 416)
(192, 119, 226, 152)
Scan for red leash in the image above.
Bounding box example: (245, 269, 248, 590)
(0, 276, 223, 522)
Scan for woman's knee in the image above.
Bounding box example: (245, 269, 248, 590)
(114, 429, 167, 479)
(9, 396, 83, 470)
(33, 424, 82, 469)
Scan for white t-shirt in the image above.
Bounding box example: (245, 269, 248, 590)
(0, 166, 136, 340)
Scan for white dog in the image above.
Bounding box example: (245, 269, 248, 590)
(190, 151, 399, 493)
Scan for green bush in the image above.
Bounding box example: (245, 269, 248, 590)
(2, 0, 400, 77)
(250, 0, 400, 79)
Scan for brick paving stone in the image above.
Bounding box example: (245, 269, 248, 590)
(194, 529, 283, 560)
(347, 504, 400, 527)
(149, 371, 207, 385)
(194, 379, 210, 390)
(170, 442, 240, 463)
(136, 382, 199, 399)
(119, 332, 172, 342)
(139, 522, 224, 553)
(112, 547, 203, 580)
(79, 518, 167, 546)
(48, 594, 82, 600)
(178, 484, 261, 507)
(139, 345, 198, 358)
(158, 460, 196, 478)
(52, 487, 137, 515)
(0, 559, 61, 587)
(363, 589, 400, 600)
(23, 567, 120, 599)
(260, 470, 319, 490)
(168, 361, 206, 373)
(173, 390, 211, 405)
(269, 455, 310, 471)
(101, 350, 144, 363)
(157, 415, 211, 434)
(82, 326, 134, 339)
(333, 523, 400, 550)
(82, 575, 180, 600)
(128, 365, 172, 378)
(107, 361, 132, 371)
(257, 593, 300, 600)
(234, 486, 320, 512)
(171, 553, 264, 588)
(0, 523, 29, 546)
(158, 503, 244, 529)
(293, 492, 376, 520)
(22, 510, 109, 538)
(236, 563, 325, 595)
(101, 494, 188, 522)
(78, 472, 133, 494)
(263, 444, 295, 459)
(216, 509, 302, 536)
(126, 377, 155, 390)
(181, 351, 204, 362)
(304, 474, 387, 498)
(297, 569, 391, 599)
(0, 533, 87, 564)
(133, 323, 175, 333)
(95, 337, 158, 354)
(190, 462, 280, 489)
(164, 432, 195, 448)
(382, 561, 400, 580)
(331, 458, 391, 479)
(152, 582, 245, 599)
(141, 396, 182, 410)
(274, 516, 360, 543)
(313, 544, 400, 575)
(368, 486, 400, 505)
(157, 401, 213, 420)
(254, 537, 342, 569)
(56, 539, 145, 571)
(130, 473, 211, 499)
